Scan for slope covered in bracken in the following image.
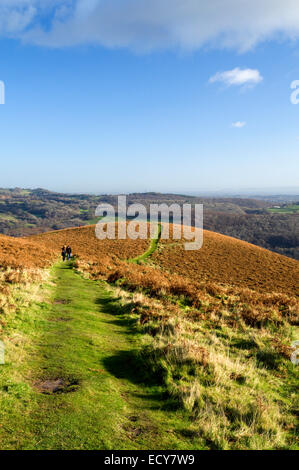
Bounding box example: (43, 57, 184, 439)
(153, 228, 299, 296)
(29, 223, 299, 297)
(26, 224, 299, 330)
(0, 234, 56, 269)
(30, 224, 149, 272)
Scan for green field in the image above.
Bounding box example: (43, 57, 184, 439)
(0, 214, 18, 222)
(268, 204, 299, 214)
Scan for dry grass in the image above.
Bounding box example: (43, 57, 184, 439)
(112, 285, 299, 449)
(0, 233, 53, 326)
(0, 267, 50, 327)
(105, 263, 298, 328)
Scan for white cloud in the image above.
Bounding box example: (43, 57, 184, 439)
(0, 1, 65, 35)
(1, 1, 299, 51)
(209, 68, 263, 87)
(232, 121, 246, 128)
(0, 2, 36, 34)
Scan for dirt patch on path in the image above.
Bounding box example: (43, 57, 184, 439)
(53, 299, 70, 305)
(36, 377, 79, 394)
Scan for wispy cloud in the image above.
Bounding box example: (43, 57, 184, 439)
(0, 1, 36, 34)
(210, 68, 263, 88)
(232, 121, 246, 128)
(0, 1, 65, 35)
(1, 1, 299, 52)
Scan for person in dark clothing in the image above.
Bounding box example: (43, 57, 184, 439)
(61, 246, 66, 262)
(66, 245, 72, 260)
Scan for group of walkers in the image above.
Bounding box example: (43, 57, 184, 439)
(61, 245, 72, 262)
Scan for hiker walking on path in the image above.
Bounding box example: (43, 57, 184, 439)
(66, 245, 72, 260)
(61, 246, 66, 262)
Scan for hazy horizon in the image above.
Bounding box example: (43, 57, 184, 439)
(2, 185, 299, 198)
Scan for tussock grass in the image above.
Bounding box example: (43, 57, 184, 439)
(0, 267, 50, 323)
(108, 283, 299, 450)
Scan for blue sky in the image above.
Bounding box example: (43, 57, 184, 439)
(0, 1, 299, 194)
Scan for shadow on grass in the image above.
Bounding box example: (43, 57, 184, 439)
(94, 296, 137, 329)
(57, 262, 74, 270)
(131, 390, 180, 412)
(102, 349, 180, 412)
(231, 337, 258, 351)
(96, 293, 179, 411)
(96, 294, 150, 382)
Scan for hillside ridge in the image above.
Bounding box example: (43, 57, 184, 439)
(29, 224, 299, 296)
(0, 224, 298, 296)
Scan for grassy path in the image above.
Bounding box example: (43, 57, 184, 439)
(0, 262, 203, 450)
(130, 224, 162, 263)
